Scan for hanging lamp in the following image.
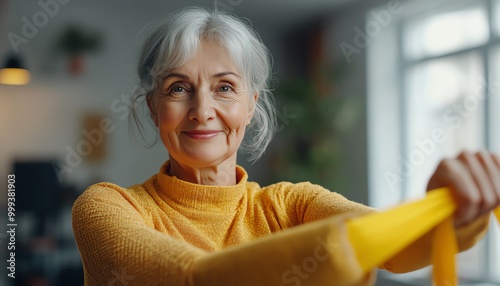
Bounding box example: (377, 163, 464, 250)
(0, 54, 31, 85)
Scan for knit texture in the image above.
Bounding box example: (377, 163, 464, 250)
(72, 161, 489, 286)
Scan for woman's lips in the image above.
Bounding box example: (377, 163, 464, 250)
(182, 130, 221, 140)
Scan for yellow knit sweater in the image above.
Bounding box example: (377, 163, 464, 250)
(72, 161, 489, 286)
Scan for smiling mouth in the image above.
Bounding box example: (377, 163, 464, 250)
(182, 130, 221, 140)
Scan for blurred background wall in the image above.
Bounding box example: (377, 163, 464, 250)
(0, 0, 499, 285)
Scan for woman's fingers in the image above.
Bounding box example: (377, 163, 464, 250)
(476, 151, 500, 206)
(427, 158, 478, 226)
(492, 153, 500, 169)
(437, 157, 480, 226)
(458, 151, 497, 218)
(427, 151, 500, 227)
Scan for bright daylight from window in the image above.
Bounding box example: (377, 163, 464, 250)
(404, 6, 489, 60)
(369, 0, 500, 284)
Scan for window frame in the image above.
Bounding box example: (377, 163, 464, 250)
(396, 0, 500, 282)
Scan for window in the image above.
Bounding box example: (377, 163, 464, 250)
(404, 6, 489, 60)
(368, 0, 500, 283)
(404, 52, 485, 200)
(489, 43, 500, 282)
(494, 0, 500, 35)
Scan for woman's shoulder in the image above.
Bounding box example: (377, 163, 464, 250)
(256, 180, 337, 195)
(77, 181, 143, 200)
(251, 180, 349, 203)
(250, 180, 372, 223)
(73, 175, 156, 212)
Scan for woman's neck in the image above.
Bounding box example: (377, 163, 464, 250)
(167, 157, 237, 186)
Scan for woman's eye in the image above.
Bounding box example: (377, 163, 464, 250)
(172, 85, 184, 93)
(219, 85, 232, 93)
(168, 84, 188, 95)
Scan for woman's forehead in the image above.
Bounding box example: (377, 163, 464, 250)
(166, 41, 246, 80)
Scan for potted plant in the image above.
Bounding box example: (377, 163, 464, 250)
(57, 24, 102, 75)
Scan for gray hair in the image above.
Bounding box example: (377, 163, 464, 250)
(130, 7, 276, 163)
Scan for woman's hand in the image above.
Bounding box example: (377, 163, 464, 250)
(427, 151, 500, 227)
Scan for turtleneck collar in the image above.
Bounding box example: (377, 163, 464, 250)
(155, 161, 248, 211)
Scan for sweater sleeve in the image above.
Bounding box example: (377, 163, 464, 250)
(381, 214, 490, 273)
(295, 185, 490, 273)
(283, 182, 376, 223)
(72, 184, 375, 286)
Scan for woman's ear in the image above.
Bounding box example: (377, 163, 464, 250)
(146, 95, 158, 127)
(246, 92, 259, 125)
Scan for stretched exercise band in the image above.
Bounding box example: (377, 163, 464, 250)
(347, 187, 500, 286)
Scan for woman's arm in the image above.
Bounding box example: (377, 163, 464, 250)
(73, 185, 375, 286)
(300, 186, 491, 274)
(380, 210, 490, 273)
(379, 151, 499, 272)
(72, 186, 203, 285)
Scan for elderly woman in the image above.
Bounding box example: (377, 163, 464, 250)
(72, 7, 500, 286)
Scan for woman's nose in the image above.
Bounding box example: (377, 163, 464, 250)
(188, 89, 216, 123)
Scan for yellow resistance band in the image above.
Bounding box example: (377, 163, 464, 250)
(347, 187, 500, 286)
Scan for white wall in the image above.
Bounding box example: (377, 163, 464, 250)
(0, 1, 180, 191)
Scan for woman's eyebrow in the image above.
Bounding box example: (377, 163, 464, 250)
(164, 72, 190, 80)
(164, 72, 240, 80)
(212, 71, 240, 79)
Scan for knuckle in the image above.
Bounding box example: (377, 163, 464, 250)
(493, 153, 500, 166)
(438, 158, 453, 171)
(478, 187, 499, 208)
(437, 158, 461, 176)
(493, 189, 500, 201)
(456, 207, 474, 224)
(476, 150, 489, 160)
(492, 196, 500, 208)
(458, 150, 473, 161)
(481, 197, 495, 209)
(464, 193, 481, 206)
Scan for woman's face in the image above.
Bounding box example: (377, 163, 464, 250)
(148, 40, 256, 168)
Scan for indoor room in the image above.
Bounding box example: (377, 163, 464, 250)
(1, 0, 499, 285)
